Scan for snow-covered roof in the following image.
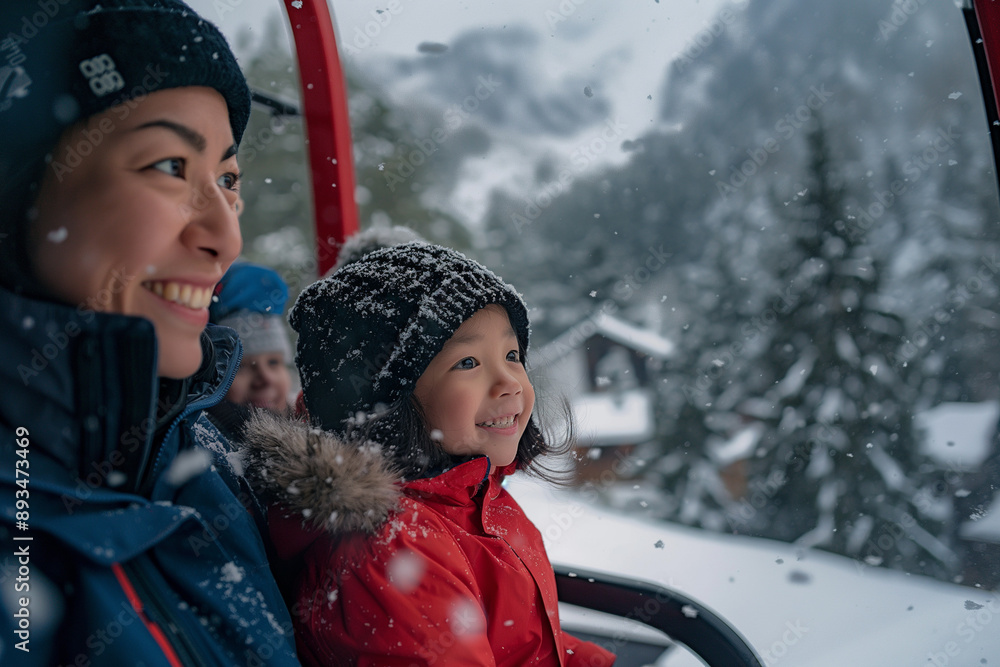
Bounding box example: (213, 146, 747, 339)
(591, 312, 676, 358)
(914, 401, 999, 471)
(960, 493, 1000, 544)
(572, 389, 654, 447)
(708, 423, 765, 466)
(532, 311, 676, 369)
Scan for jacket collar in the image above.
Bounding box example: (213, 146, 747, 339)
(0, 286, 239, 497)
(403, 456, 518, 507)
(242, 412, 524, 559)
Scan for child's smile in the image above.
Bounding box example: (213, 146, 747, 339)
(415, 304, 534, 467)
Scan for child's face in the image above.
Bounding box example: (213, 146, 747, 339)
(226, 352, 292, 414)
(29, 87, 243, 379)
(414, 304, 534, 468)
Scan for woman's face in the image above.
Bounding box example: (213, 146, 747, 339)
(29, 87, 243, 379)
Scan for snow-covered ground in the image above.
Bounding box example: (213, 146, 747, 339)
(507, 475, 1000, 666)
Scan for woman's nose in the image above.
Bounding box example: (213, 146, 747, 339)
(182, 182, 242, 265)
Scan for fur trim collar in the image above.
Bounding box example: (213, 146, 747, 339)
(241, 410, 400, 535)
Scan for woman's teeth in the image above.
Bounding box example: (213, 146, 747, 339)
(144, 281, 214, 309)
(479, 415, 515, 428)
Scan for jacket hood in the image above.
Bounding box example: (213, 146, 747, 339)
(241, 410, 401, 537)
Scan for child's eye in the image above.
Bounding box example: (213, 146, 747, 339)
(453, 357, 479, 370)
(506, 350, 520, 363)
(150, 157, 185, 178)
(217, 171, 241, 193)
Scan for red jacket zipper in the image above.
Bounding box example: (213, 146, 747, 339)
(111, 563, 184, 667)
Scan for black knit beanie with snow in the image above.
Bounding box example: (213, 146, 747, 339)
(289, 242, 531, 434)
(0, 0, 251, 290)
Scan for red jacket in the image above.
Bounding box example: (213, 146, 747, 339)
(243, 412, 616, 667)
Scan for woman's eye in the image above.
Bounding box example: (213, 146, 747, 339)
(217, 171, 241, 192)
(506, 350, 520, 362)
(454, 357, 479, 370)
(150, 157, 185, 178)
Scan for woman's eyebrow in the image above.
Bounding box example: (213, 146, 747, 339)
(133, 119, 207, 152)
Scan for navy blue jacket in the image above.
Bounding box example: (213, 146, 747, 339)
(0, 286, 300, 666)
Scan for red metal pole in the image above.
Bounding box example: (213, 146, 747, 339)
(282, 0, 358, 276)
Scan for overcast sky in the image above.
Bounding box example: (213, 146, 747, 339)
(187, 0, 738, 221)
(189, 0, 733, 69)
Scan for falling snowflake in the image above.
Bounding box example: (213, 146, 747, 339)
(47, 227, 68, 243)
(220, 562, 245, 584)
(450, 599, 485, 636)
(164, 448, 213, 486)
(387, 550, 426, 594)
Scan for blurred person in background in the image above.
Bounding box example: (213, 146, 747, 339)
(210, 261, 295, 419)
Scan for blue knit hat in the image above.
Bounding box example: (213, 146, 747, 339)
(210, 262, 292, 359)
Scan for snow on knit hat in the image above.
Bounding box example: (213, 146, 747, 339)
(0, 0, 251, 289)
(210, 262, 292, 359)
(325, 225, 426, 277)
(289, 242, 531, 433)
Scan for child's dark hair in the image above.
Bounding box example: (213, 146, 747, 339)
(344, 349, 574, 485)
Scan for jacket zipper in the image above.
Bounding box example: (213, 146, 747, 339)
(111, 562, 186, 667)
(139, 336, 243, 497)
(117, 558, 213, 667)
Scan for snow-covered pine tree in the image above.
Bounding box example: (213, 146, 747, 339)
(728, 121, 957, 580)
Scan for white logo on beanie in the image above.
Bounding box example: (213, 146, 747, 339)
(0, 65, 32, 113)
(79, 54, 124, 97)
(0, 36, 32, 113)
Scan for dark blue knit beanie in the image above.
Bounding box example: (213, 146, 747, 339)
(289, 242, 531, 433)
(0, 0, 251, 289)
